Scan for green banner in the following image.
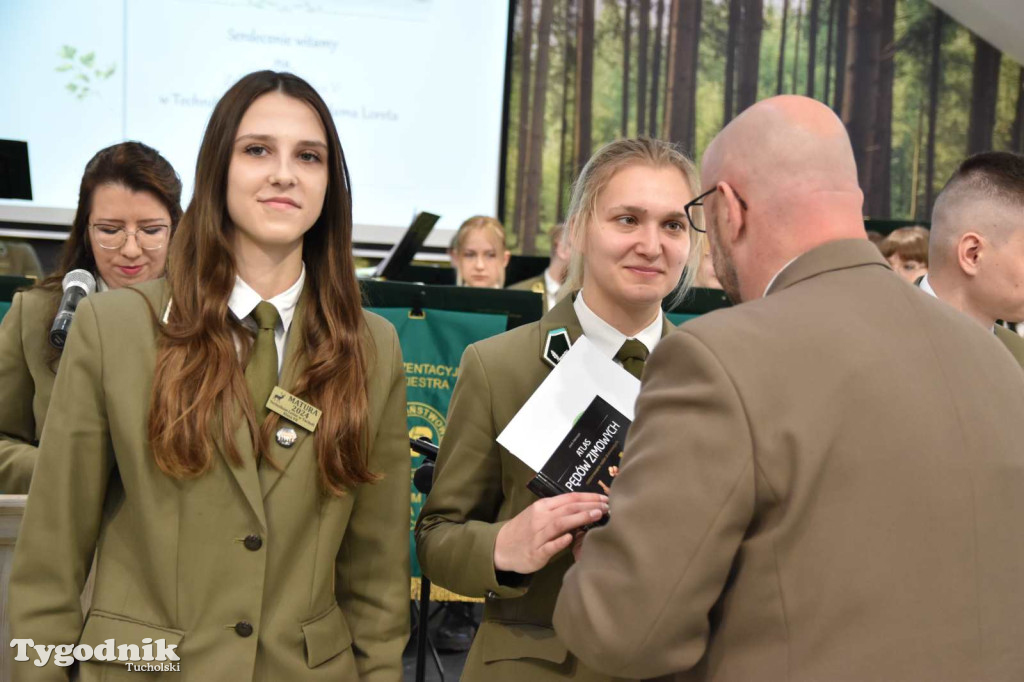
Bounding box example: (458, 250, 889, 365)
(369, 307, 508, 600)
(667, 312, 698, 326)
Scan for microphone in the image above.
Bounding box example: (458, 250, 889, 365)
(49, 269, 97, 349)
(410, 436, 439, 495)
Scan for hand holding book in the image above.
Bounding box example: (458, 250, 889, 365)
(493, 493, 609, 574)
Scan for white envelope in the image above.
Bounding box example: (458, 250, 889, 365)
(497, 336, 641, 472)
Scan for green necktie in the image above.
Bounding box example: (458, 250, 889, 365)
(615, 339, 649, 380)
(245, 301, 280, 421)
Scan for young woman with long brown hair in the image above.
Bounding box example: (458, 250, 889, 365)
(0, 141, 181, 493)
(10, 71, 410, 681)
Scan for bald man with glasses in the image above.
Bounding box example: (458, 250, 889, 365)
(553, 96, 1024, 682)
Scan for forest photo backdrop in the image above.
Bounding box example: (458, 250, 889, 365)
(502, 0, 1024, 254)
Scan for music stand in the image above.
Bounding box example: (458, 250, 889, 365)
(361, 280, 543, 331)
(373, 212, 440, 280)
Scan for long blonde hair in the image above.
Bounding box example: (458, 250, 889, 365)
(561, 137, 705, 305)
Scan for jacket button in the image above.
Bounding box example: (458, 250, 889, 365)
(234, 621, 254, 637)
(486, 590, 498, 599)
(275, 427, 298, 448)
(243, 534, 262, 551)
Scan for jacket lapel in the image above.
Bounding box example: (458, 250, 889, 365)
(259, 291, 313, 498)
(537, 293, 585, 367)
(223, 409, 268, 530)
(660, 314, 674, 338)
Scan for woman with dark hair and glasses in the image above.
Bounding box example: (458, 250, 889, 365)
(9, 70, 409, 681)
(0, 141, 182, 493)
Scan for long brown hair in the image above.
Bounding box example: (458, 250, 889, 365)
(148, 71, 374, 495)
(39, 142, 182, 364)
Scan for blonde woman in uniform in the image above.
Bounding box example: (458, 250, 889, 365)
(417, 138, 703, 681)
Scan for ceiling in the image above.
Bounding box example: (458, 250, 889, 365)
(928, 0, 1024, 66)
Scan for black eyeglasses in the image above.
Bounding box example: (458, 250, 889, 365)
(683, 185, 748, 233)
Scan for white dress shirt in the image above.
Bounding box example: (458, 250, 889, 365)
(228, 264, 306, 376)
(573, 290, 664, 363)
(764, 257, 798, 297)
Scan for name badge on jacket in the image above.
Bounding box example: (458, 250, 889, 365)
(267, 387, 322, 432)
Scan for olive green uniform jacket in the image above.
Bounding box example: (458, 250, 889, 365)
(507, 272, 550, 311)
(416, 294, 671, 681)
(10, 279, 410, 681)
(0, 287, 60, 493)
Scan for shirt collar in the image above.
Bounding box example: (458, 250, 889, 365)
(764, 256, 799, 297)
(544, 268, 561, 297)
(96, 277, 109, 293)
(573, 289, 664, 358)
(919, 273, 937, 298)
(228, 263, 305, 332)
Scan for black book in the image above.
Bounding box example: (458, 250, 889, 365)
(527, 395, 631, 499)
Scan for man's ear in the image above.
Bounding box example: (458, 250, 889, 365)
(502, 250, 511, 267)
(957, 233, 983, 277)
(717, 182, 747, 246)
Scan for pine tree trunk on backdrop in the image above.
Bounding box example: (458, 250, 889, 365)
(869, 0, 895, 217)
(792, 0, 803, 93)
(736, 0, 763, 112)
(806, 0, 819, 97)
(1012, 67, 1024, 154)
(664, 0, 702, 151)
(724, 0, 742, 122)
(622, 0, 633, 137)
(522, 0, 555, 254)
(637, 0, 651, 135)
(967, 35, 1002, 155)
(557, 0, 575, 220)
(514, 0, 534, 240)
(575, 0, 595, 175)
(776, 0, 790, 94)
(650, 0, 666, 135)
(842, 0, 881, 204)
(823, 0, 835, 103)
(924, 8, 944, 212)
(832, 0, 849, 113)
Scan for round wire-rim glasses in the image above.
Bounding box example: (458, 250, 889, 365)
(90, 224, 169, 251)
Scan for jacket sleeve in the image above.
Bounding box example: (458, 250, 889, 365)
(414, 344, 528, 599)
(0, 292, 41, 493)
(335, 324, 411, 682)
(9, 297, 113, 682)
(553, 330, 756, 679)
